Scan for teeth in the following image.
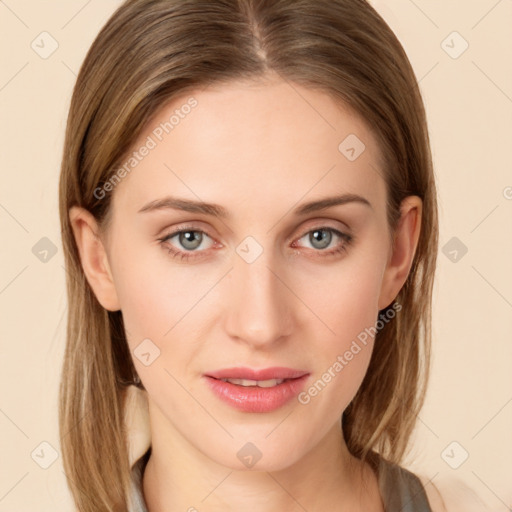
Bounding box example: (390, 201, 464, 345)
(221, 378, 285, 387)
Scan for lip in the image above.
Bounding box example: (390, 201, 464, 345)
(204, 367, 310, 413)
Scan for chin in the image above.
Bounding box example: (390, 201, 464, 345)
(198, 434, 311, 473)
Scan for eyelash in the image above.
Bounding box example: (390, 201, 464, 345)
(157, 225, 354, 262)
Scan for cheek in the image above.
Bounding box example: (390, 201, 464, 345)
(293, 250, 387, 408)
(109, 222, 195, 318)
(298, 250, 386, 344)
(108, 240, 189, 345)
(109, 242, 221, 381)
(114, 272, 175, 340)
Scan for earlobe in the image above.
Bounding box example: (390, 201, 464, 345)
(378, 196, 422, 310)
(69, 206, 121, 311)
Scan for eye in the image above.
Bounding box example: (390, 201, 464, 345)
(158, 227, 215, 261)
(293, 227, 353, 257)
(158, 224, 353, 262)
(168, 230, 207, 251)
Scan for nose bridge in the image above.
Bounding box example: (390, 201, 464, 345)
(224, 239, 293, 347)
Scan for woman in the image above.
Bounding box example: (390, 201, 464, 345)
(59, 0, 445, 510)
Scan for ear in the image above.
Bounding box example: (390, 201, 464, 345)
(69, 206, 121, 311)
(378, 196, 422, 310)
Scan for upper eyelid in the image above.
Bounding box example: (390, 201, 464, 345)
(162, 221, 348, 236)
(162, 216, 350, 235)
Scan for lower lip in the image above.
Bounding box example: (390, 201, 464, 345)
(204, 375, 309, 413)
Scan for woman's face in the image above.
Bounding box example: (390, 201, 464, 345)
(89, 77, 415, 471)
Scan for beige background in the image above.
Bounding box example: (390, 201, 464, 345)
(1, 0, 511, 510)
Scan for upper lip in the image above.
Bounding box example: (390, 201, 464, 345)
(206, 367, 309, 380)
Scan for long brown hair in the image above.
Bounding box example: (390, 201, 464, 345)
(58, 0, 438, 510)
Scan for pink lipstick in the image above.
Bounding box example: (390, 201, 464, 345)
(204, 367, 309, 413)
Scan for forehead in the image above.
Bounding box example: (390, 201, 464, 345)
(110, 78, 387, 220)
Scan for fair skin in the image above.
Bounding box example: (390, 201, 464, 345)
(70, 76, 435, 511)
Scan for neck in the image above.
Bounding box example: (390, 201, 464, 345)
(141, 406, 383, 511)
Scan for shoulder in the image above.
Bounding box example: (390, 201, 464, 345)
(417, 475, 447, 512)
(418, 474, 508, 512)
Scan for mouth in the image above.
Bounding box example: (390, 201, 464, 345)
(204, 367, 310, 413)
(217, 377, 289, 388)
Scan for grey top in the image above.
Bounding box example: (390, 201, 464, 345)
(129, 449, 433, 512)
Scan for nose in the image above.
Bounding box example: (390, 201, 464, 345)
(223, 246, 294, 349)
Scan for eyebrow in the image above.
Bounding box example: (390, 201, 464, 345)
(137, 193, 372, 218)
